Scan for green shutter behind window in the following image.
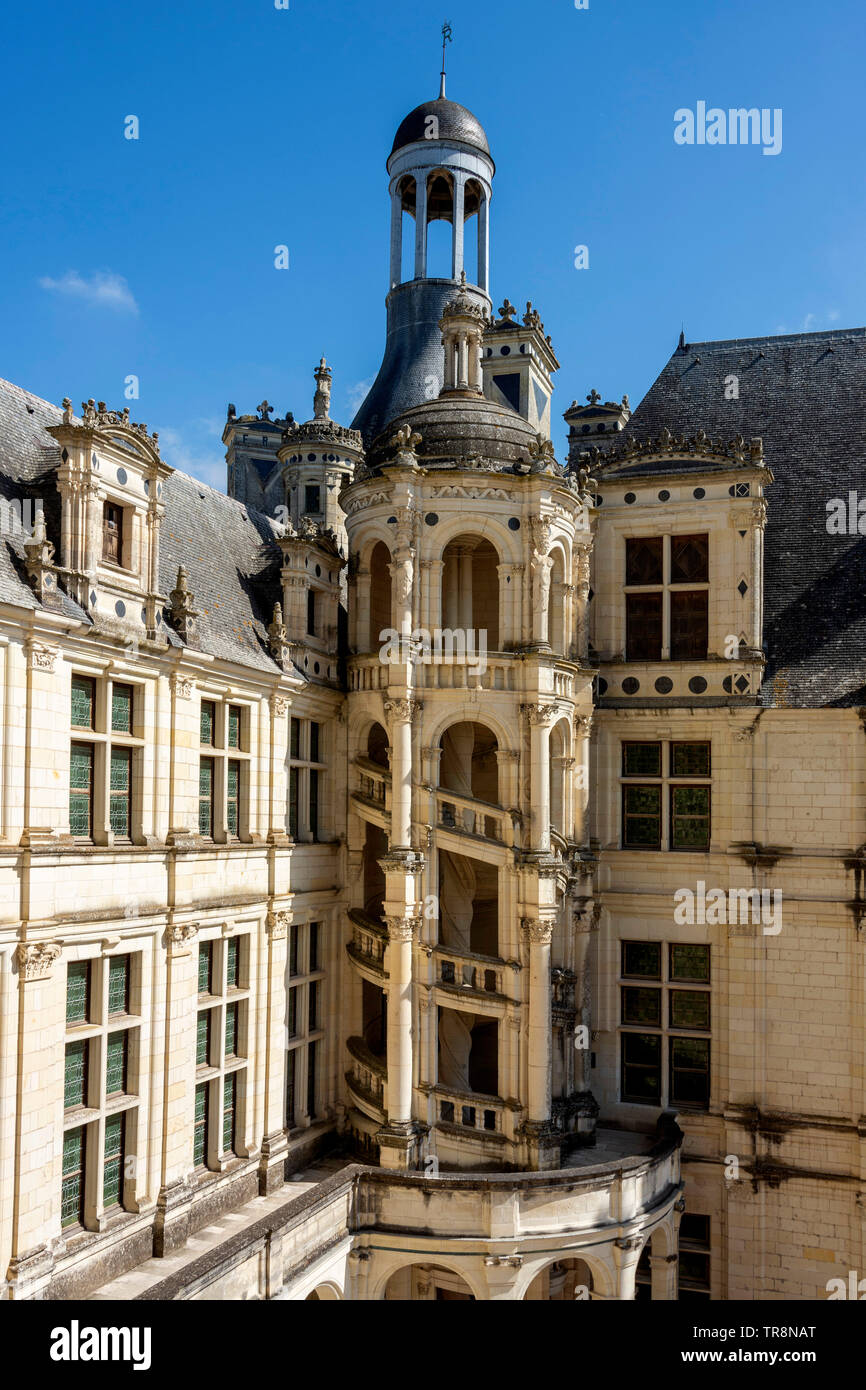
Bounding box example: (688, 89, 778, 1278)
(69, 743, 93, 838)
(222, 1074, 236, 1153)
(672, 742, 711, 777)
(200, 702, 214, 746)
(66, 961, 90, 1025)
(622, 742, 662, 777)
(193, 1083, 208, 1167)
(108, 955, 130, 1015)
(670, 944, 710, 982)
(199, 758, 213, 836)
(103, 1114, 124, 1207)
(228, 706, 240, 749)
(225, 1002, 237, 1057)
(671, 785, 711, 849)
(61, 1127, 84, 1227)
(105, 1031, 128, 1094)
(111, 683, 132, 733)
(198, 942, 212, 995)
(64, 1040, 88, 1109)
(227, 759, 239, 836)
(670, 990, 711, 1031)
(196, 1010, 210, 1066)
(226, 937, 238, 990)
(71, 676, 94, 729)
(109, 748, 132, 837)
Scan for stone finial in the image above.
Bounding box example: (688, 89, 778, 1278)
(387, 423, 423, 467)
(528, 433, 557, 473)
(257, 400, 274, 421)
(524, 300, 544, 331)
(586, 388, 601, 406)
(61, 397, 73, 424)
(267, 602, 297, 672)
(81, 398, 97, 426)
(169, 565, 198, 644)
(23, 508, 56, 602)
(497, 298, 517, 323)
(227, 403, 237, 421)
(313, 357, 332, 420)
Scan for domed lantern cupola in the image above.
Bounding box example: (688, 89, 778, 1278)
(352, 29, 495, 444)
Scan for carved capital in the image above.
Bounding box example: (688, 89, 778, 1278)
(384, 914, 420, 942)
(15, 941, 62, 981)
(522, 702, 558, 728)
(270, 694, 289, 719)
(169, 672, 195, 699)
(383, 697, 422, 726)
(521, 916, 555, 945)
(496, 748, 520, 763)
(27, 642, 58, 673)
(266, 909, 291, 940)
(164, 922, 198, 956)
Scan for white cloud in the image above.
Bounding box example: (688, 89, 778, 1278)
(345, 377, 372, 415)
(39, 270, 138, 315)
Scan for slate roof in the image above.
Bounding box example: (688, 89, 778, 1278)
(390, 97, 491, 162)
(0, 376, 286, 674)
(595, 328, 866, 708)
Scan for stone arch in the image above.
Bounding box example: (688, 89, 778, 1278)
(369, 539, 392, 646)
(548, 542, 569, 655)
(428, 513, 516, 564)
(375, 1257, 482, 1301)
(441, 533, 500, 648)
(425, 704, 516, 766)
(365, 720, 390, 769)
(425, 168, 455, 278)
(439, 720, 499, 804)
(515, 1248, 614, 1301)
(549, 715, 572, 840)
(305, 1281, 343, 1300)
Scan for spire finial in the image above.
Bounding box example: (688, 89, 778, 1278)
(439, 20, 452, 98)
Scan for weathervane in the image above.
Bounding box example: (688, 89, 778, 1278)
(439, 21, 452, 98)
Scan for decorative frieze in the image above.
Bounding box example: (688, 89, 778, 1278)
(15, 941, 62, 981)
(26, 642, 58, 673)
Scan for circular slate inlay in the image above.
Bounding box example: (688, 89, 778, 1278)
(500, 345, 511, 355)
(658, 489, 670, 502)
(314, 662, 320, 674)
(597, 677, 608, 696)
(595, 495, 603, 506)
(723, 676, 734, 694)
(688, 676, 708, 694)
(116, 467, 128, 485)
(115, 600, 126, 618)
(624, 492, 636, 504)
(693, 487, 706, 499)
(622, 677, 640, 695)
(425, 512, 439, 526)
(655, 676, 674, 694)
(508, 517, 520, 531)
(315, 564, 321, 578)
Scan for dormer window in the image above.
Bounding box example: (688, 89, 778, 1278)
(102, 502, 124, 566)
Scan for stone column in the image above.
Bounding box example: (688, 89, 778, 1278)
(457, 546, 473, 631)
(383, 698, 417, 849)
(478, 193, 490, 292)
(21, 641, 65, 845)
(354, 565, 371, 652)
(259, 909, 291, 1193)
(414, 175, 428, 279)
(153, 923, 199, 1256)
(614, 1236, 643, 1300)
(525, 704, 555, 852)
(451, 174, 466, 280)
(523, 917, 555, 1126)
(749, 499, 767, 652)
(268, 694, 290, 846)
(4, 941, 62, 1299)
(574, 714, 592, 847)
(389, 188, 403, 288)
(377, 850, 425, 1171)
(650, 1251, 679, 1300)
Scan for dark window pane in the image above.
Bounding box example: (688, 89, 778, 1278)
(622, 941, 661, 979)
(196, 1010, 211, 1066)
(105, 1031, 128, 1094)
(307, 1040, 317, 1118)
(679, 1251, 711, 1289)
(670, 1036, 710, 1106)
(671, 742, 711, 777)
(310, 722, 320, 762)
(623, 783, 661, 849)
(222, 1073, 236, 1153)
(226, 937, 239, 989)
(622, 986, 661, 1026)
(621, 1032, 661, 1103)
(670, 990, 710, 1031)
(670, 590, 708, 660)
(193, 1082, 208, 1167)
(71, 676, 94, 729)
(61, 1127, 84, 1227)
(305, 484, 321, 515)
(70, 742, 93, 838)
(671, 534, 708, 583)
(109, 747, 132, 838)
(198, 942, 212, 995)
(227, 759, 240, 837)
(309, 923, 319, 973)
(288, 987, 298, 1038)
(286, 1050, 296, 1126)
(626, 536, 663, 585)
(227, 705, 241, 749)
(103, 1113, 124, 1208)
(626, 592, 663, 661)
(108, 956, 130, 1015)
(111, 683, 132, 733)
(680, 1214, 711, 1247)
(308, 981, 318, 1031)
(66, 961, 90, 1025)
(309, 769, 319, 840)
(289, 767, 299, 839)
(64, 1040, 88, 1109)
(225, 1002, 238, 1057)
(288, 930, 299, 978)
(622, 742, 662, 777)
(670, 944, 710, 982)
(307, 590, 316, 636)
(199, 757, 214, 837)
(200, 701, 215, 746)
(671, 785, 710, 850)
(290, 718, 301, 760)
(102, 502, 123, 564)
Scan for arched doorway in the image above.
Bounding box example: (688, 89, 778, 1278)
(524, 1257, 594, 1301)
(383, 1263, 476, 1301)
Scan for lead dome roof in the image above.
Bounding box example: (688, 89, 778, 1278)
(390, 98, 491, 159)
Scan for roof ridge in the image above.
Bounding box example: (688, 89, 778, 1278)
(673, 326, 866, 353)
(0, 376, 65, 417)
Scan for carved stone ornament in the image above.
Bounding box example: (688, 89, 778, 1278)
(522, 702, 557, 727)
(165, 923, 199, 955)
(270, 693, 289, 719)
(383, 697, 422, 726)
(521, 917, 555, 945)
(27, 642, 58, 672)
(169, 565, 198, 644)
(384, 914, 420, 942)
(15, 941, 62, 980)
(266, 910, 291, 940)
(169, 672, 194, 699)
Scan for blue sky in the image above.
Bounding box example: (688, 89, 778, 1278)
(2, 0, 864, 490)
